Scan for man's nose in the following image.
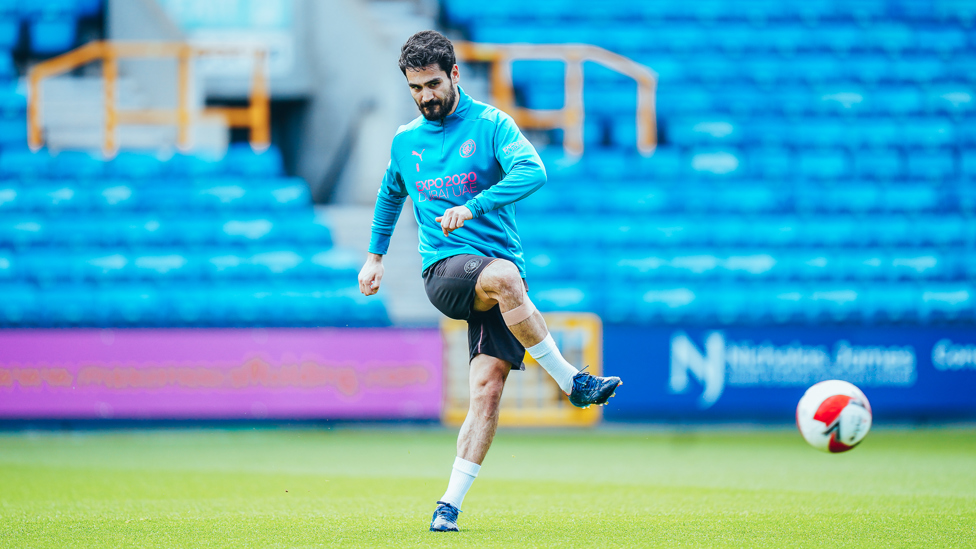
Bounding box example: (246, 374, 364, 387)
(421, 89, 435, 102)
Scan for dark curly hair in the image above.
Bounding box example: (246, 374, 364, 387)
(398, 30, 456, 76)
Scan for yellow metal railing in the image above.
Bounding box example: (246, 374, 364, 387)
(28, 40, 269, 155)
(455, 41, 657, 157)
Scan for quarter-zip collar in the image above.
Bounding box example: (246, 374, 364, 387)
(425, 85, 471, 128)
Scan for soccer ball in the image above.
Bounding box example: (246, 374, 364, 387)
(796, 380, 872, 453)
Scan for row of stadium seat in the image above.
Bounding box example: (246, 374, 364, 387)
(540, 147, 976, 181)
(530, 282, 974, 324)
(473, 23, 974, 57)
(0, 146, 284, 178)
(516, 54, 976, 86)
(0, 178, 310, 213)
(0, 214, 333, 248)
(537, 85, 976, 118)
(0, 247, 359, 283)
(0, 282, 389, 327)
(445, 0, 976, 24)
(0, 0, 101, 53)
(520, 183, 968, 214)
(519, 215, 974, 248)
(524, 249, 976, 282)
(572, 123, 971, 156)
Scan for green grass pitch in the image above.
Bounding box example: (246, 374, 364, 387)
(1, 426, 974, 548)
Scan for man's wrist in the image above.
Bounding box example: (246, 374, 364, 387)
(366, 252, 384, 263)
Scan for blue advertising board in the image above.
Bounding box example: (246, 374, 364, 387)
(603, 325, 976, 421)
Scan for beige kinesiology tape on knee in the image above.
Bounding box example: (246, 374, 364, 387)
(501, 295, 537, 326)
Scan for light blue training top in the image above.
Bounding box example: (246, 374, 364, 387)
(367, 86, 547, 278)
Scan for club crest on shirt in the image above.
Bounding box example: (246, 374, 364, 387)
(459, 139, 476, 158)
(463, 258, 483, 273)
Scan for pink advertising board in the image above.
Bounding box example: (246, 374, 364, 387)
(0, 329, 442, 419)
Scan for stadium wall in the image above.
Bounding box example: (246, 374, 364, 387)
(603, 325, 976, 422)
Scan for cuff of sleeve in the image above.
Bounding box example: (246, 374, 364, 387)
(464, 198, 484, 218)
(368, 235, 391, 256)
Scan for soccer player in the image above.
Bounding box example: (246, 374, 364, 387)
(358, 30, 622, 533)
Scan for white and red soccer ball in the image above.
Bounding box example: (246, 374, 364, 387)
(796, 380, 872, 453)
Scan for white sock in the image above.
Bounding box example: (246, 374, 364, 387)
(440, 456, 480, 509)
(526, 333, 579, 394)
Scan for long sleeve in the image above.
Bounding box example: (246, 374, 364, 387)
(367, 156, 408, 256)
(463, 114, 546, 218)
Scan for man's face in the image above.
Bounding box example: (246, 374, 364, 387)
(406, 64, 459, 122)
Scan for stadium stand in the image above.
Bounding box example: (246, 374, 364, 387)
(443, 0, 976, 325)
(0, 0, 390, 328)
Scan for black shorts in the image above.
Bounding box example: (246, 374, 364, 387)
(423, 254, 526, 371)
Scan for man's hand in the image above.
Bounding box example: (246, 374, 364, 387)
(435, 206, 473, 237)
(358, 253, 384, 296)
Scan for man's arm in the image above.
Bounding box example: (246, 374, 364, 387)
(360, 158, 407, 295)
(462, 112, 546, 219)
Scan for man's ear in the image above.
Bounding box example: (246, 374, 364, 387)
(452, 64, 460, 85)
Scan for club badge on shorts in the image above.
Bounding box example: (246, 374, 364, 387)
(459, 139, 476, 158)
(463, 258, 482, 273)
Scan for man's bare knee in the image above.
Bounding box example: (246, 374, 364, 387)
(477, 260, 524, 306)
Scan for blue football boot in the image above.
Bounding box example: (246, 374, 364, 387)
(430, 501, 461, 532)
(568, 368, 622, 408)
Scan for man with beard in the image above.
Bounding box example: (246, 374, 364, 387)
(358, 30, 622, 533)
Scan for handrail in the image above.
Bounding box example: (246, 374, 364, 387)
(28, 40, 269, 156)
(454, 42, 657, 157)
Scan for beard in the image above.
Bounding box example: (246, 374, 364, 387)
(418, 85, 457, 121)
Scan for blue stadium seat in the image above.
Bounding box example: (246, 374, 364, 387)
(130, 251, 199, 281)
(0, 216, 47, 248)
(0, 0, 18, 49)
(76, 0, 101, 17)
(532, 283, 602, 314)
(889, 252, 946, 280)
(29, 19, 78, 54)
(924, 85, 974, 117)
(853, 149, 904, 180)
(915, 25, 967, 55)
(797, 149, 849, 179)
(107, 151, 166, 179)
(689, 149, 743, 177)
(890, 55, 948, 84)
(916, 215, 968, 246)
(0, 150, 53, 177)
(817, 87, 869, 116)
(815, 23, 863, 54)
(606, 284, 701, 323)
(0, 183, 26, 212)
(806, 285, 864, 322)
(902, 118, 955, 149)
(802, 217, 859, 247)
(0, 249, 12, 280)
(798, 183, 881, 213)
(849, 119, 900, 148)
(905, 150, 956, 180)
(668, 117, 742, 147)
(843, 54, 890, 85)
(754, 284, 807, 324)
(224, 144, 284, 178)
(863, 283, 920, 322)
(97, 285, 165, 326)
(883, 184, 941, 212)
(0, 284, 36, 325)
(872, 85, 923, 115)
(865, 23, 916, 54)
(39, 285, 97, 326)
(307, 247, 363, 283)
(919, 283, 973, 322)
